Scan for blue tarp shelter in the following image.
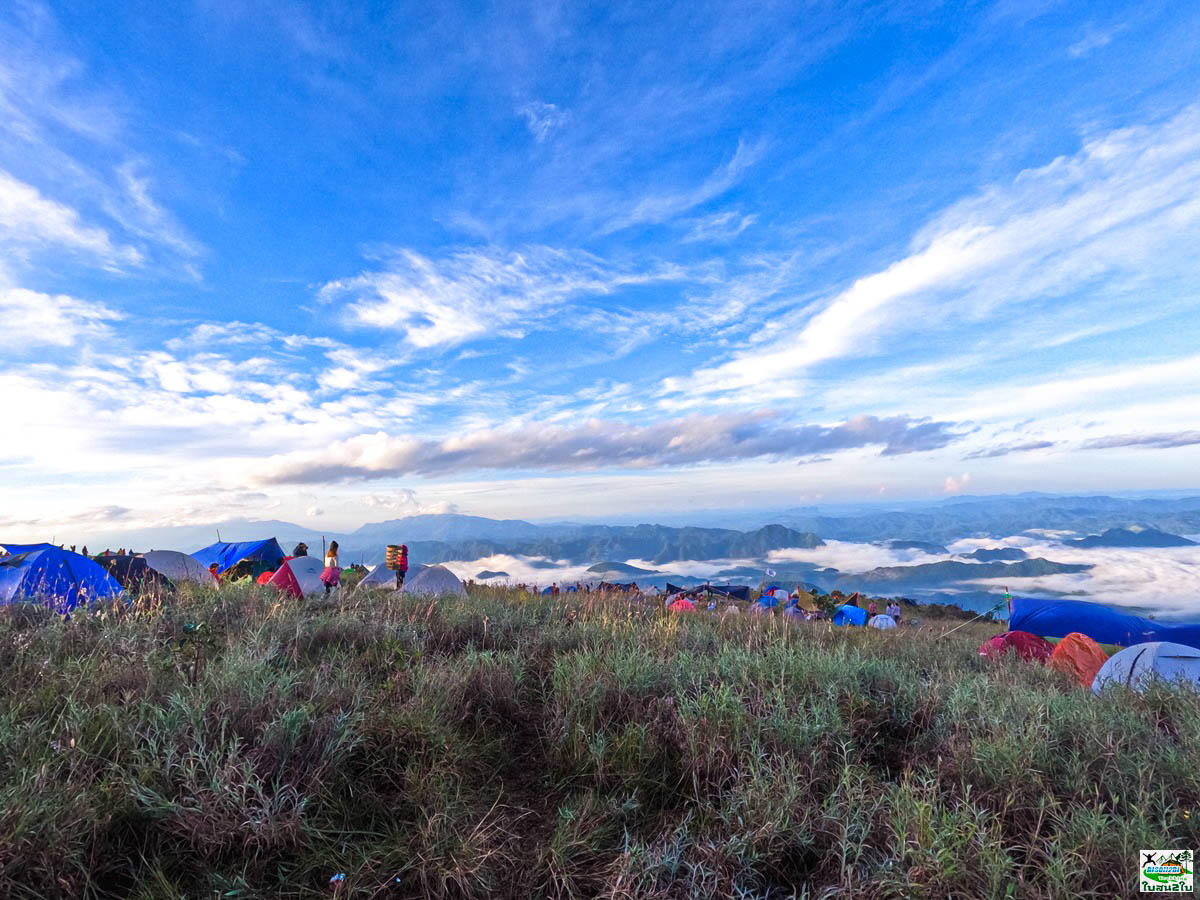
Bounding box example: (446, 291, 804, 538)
(0, 542, 58, 556)
(0, 547, 123, 612)
(1009, 597, 1200, 651)
(833, 604, 869, 627)
(192, 539, 285, 574)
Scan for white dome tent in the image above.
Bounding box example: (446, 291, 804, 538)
(1092, 642, 1200, 694)
(142, 550, 218, 587)
(868, 614, 898, 630)
(402, 564, 466, 598)
(356, 563, 426, 593)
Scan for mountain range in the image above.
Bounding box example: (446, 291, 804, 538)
(54, 494, 1200, 607)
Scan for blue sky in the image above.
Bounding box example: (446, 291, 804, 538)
(3, 0, 1200, 536)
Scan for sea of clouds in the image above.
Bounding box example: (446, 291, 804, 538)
(434, 535, 1200, 617)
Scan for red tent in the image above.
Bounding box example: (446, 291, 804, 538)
(266, 556, 325, 598)
(979, 630, 1054, 663)
(669, 597, 697, 613)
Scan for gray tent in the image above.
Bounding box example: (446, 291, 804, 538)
(355, 563, 426, 593)
(1092, 641, 1200, 694)
(402, 564, 466, 597)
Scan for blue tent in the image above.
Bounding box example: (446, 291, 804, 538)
(0, 547, 124, 612)
(0, 542, 58, 556)
(1010, 597, 1200, 651)
(833, 604, 869, 627)
(192, 539, 285, 574)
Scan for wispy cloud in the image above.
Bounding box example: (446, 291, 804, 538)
(663, 106, 1200, 403)
(1068, 24, 1125, 58)
(1080, 431, 1200, 451)
(681, 210, 757, 243)
(0, 170, 141, 269)
(517, 101, 569, 142)
(603, 139, 766, 233)
(964, 440, 1056, 459)
(323, 244, 689, 349)
(250, 412, 963, 484)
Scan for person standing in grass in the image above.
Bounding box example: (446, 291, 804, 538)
(396, 544, 409, 589)
(322, 541, 341, 595)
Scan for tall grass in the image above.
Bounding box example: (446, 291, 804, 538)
(0, 583, 1194, 898)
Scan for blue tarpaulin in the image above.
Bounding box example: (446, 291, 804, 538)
(833, 604, 869, 626)
(0, 547, 124, 612)
(192, 539, 285, 574)
(1010, 597, 1200, 650)
(0, 542, 57, 556)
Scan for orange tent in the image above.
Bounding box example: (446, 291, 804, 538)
(1047, 631, 1109, 688)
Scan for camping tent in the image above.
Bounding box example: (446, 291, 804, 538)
(97, 555, 174, 597)
(833, 604, 868, 627)
(665, 583, 751, 602)
(792, 590, 819, 612)
(267, 556, 326, 598)
(1009, 597, 1200, 650)
(142, 550, 217, 587)
(1092, 642, 1200, 694)
(669, 596, 697, 612)
(979, 631, 1054, 662)
(868, 614, 897, 630)
(192, 539, 285, 576)
(1047, 632, 1109, 688)
(0, 542, 57, 556)
(403, 565, 467, 597)
(0, 547, 123, 612)
(355, 563, 425, 593)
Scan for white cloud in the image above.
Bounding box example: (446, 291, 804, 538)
(0, 169, 141, 269)
(604, 139, 767, 233)
(306, 506, 324, 517)
(0, 282, 123, 349)
(250, 413, 962, 484)
(664, 105, 1200, 402)
(943, 472, 971, 494)
(681, 210, 758, 243)
(517, 101, 570, 142)
(1068, 24, 1125, 58)
(322, 244, 689, 349)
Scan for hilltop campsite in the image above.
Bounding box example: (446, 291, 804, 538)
(0, 537, 1198, 897)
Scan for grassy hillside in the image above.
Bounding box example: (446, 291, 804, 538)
(0, 585, 1195, 898)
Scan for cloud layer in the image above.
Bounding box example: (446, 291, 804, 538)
(252, 413, 962, 484)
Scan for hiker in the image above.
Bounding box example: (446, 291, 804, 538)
(867, 600, 878, 617)
(209, 563, 221, 584)
(292, 542, 308, 557)
(887, 601, 902, 623)
(395, 544, 409, 589)
(322, 541, 341, 595)
(81, 545, 88, 557)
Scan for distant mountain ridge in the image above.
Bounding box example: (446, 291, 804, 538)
(1066, 527, 1197, 548)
